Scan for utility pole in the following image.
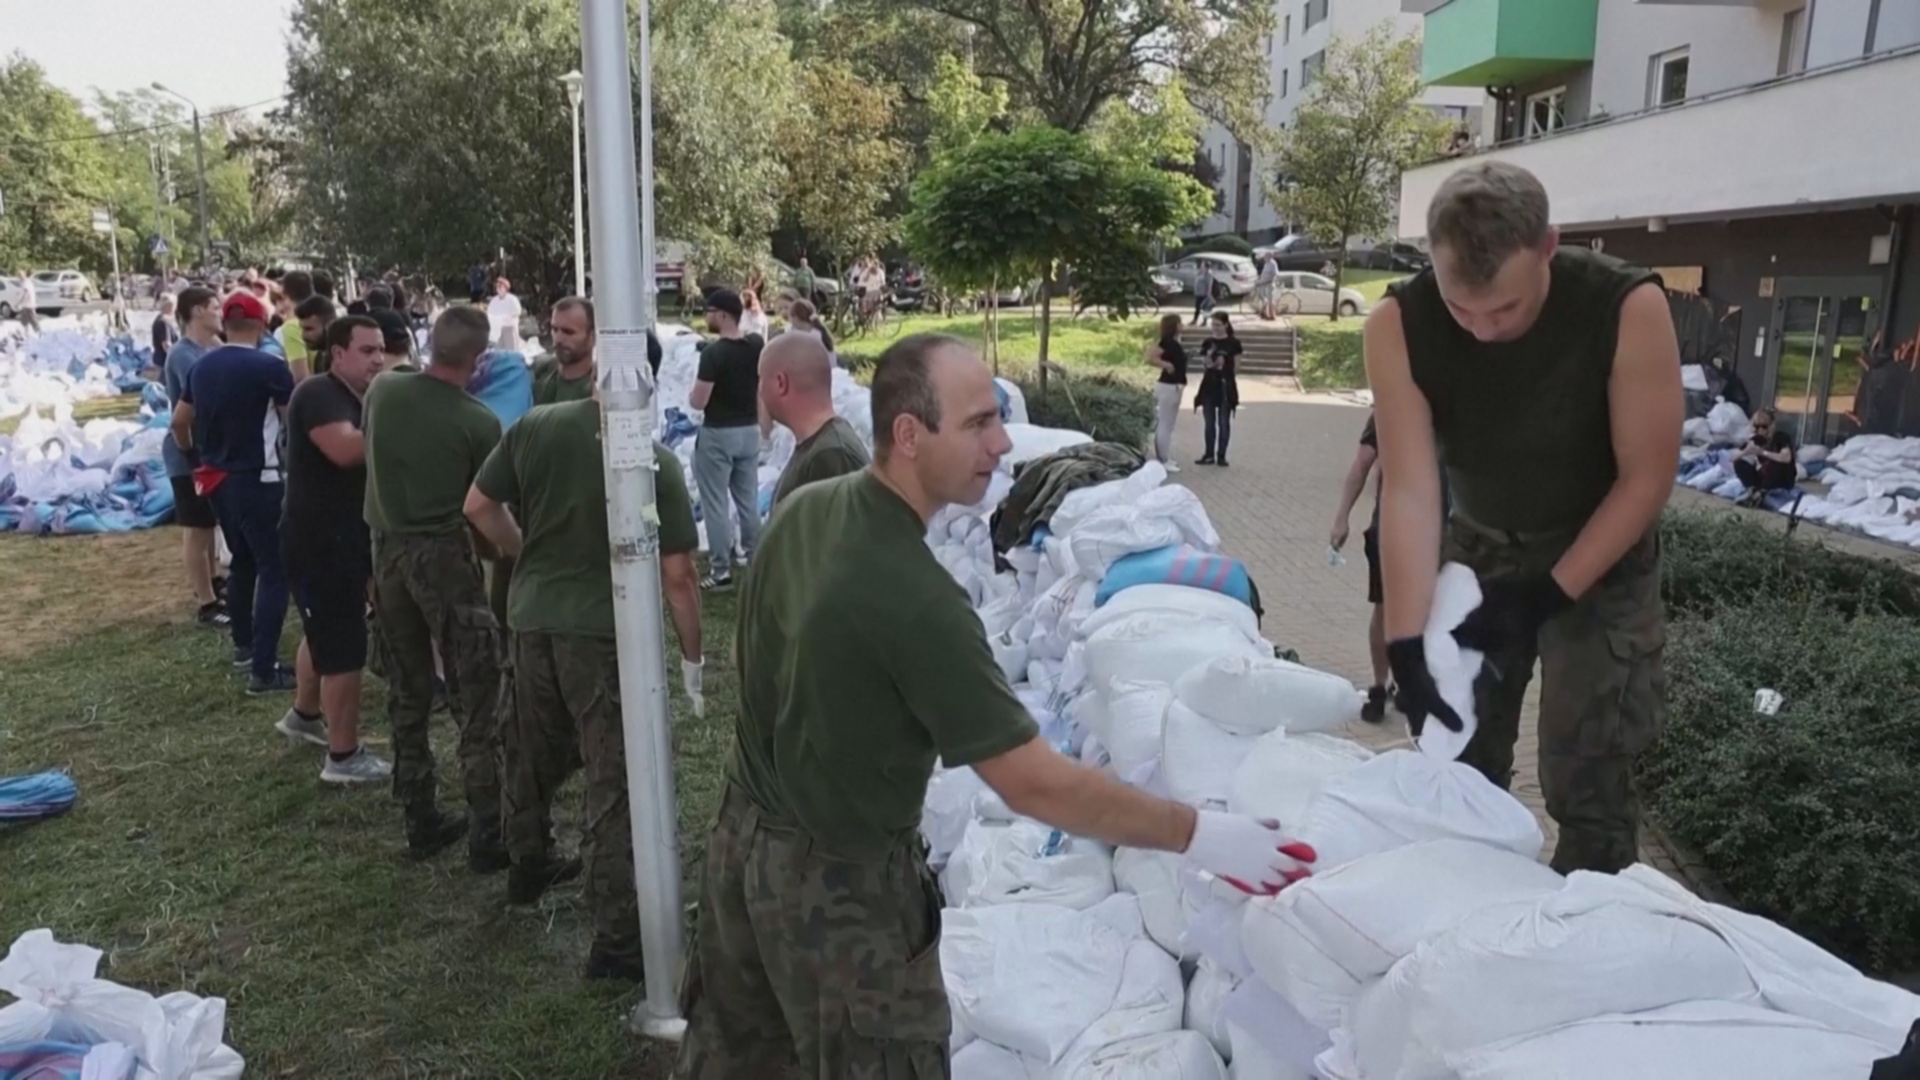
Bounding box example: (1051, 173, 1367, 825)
(152, 85, 211, 268)
(578, 0, 683, 1040)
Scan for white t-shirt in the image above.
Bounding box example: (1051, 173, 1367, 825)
(487, 292, 523, 337)
(741, 309, 770, 340)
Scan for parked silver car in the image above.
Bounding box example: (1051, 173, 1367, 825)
(1269, 271, 1370, 318)
(1155, 252, 1259, 298)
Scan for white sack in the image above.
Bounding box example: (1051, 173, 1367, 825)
(1449, 1001, 1893, 1080)
(1414, 562, 1485, 762)
(1296, 749, 1544, 870)
(1049, 940, 1186, 1073)
(921, 767, 988, 869)
(1055, 1031, 1227, 1080)
(1241, 839, 1564, 1031)
(1066, 485, 1219, 579)
(1227, 732, 1374, 831)
(1706, 398, 1752, 443)
(1082, 614, 1269, 705)
(1050, 462, 1168, 537)
(1160, 700, 1257, 807)
(1078, 584, 1261, 643)
(1184, 959, 1239, 1062)
(1222, 979, 1327, 1080)
(1112, 846, 1204, 961)
(941, 819, 1115, 912)
(1092, 682, 1173, 782)
(1174, 655, 1357, 737)
(953, 1039, 1044, 1079)
(1005, 423, 1094, 467)
(1347, 881, 1762, 1080)
(997, 377, 1030, 424)
(941, 896, 1147, 1064)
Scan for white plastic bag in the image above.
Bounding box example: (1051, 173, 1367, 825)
(1160, 700, 1257, 808)
(1296, 750, 1545, 870)
(1175, 655, 1357, 736)
(1241, 839, 1564, 1030)
(0, 929, 245, 1080)
(1414, 562, 1484, 762)
(1227, 732, 1374, 831)
(1184, 959, 1239, 1062)
(1112, 846, 1205, 961)
(941, 819, 1116, 912)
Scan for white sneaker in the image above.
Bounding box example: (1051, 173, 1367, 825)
(1165, 461, 1182, 474)
(275, 709, 328, 747)
(321, 746, 394, 785)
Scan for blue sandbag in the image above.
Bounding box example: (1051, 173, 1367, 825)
(470, 350, 535, 429)
(1095, 544, 1255, 609)
(0, 772, 78, 821)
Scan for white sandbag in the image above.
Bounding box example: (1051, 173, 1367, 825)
(1414, 562, 1485, 762)
(1448, 1001, 1893, 1080)
(992, 636, 1032, 685)
(1296, 750, 1544, 870)
(1066, 486, 1220, 578)
(1113, 846, 1205, 961)
(953, 1008, 977, 1055)
(1240, 839, 1564, 1031)
(1160, 700, 1256, 808)
(1222, 980, 1326, 1080)
(1056, 1031, 1227, 1080)
(942, 896, 1147, 1064)
(1184, 959, 1239, 1062)
(996, 377, 1030, 424)
(942, 819, 1115, 911)
(1082, 613, 1269, 703)
(1090, 681, 1172, 782)
(1078, 584, 1261, 643)
(1005, 422, 1095, 467)
(1227, 732, 1374, 831)
(1706, 398, 1751, 442)
(1050, 940, 1186, 1072)
(1174, 655, 1357, 736)
(978, 591, 1025, 638)
(1347, 883, 1762, 1080)
(953, 1039, 1044, 1079)
(1050, 462, 1168, 537)
(921, 766, 989, 868)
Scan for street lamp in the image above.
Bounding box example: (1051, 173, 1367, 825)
(561, 69, 586, 298)
(151, 83, 210, 269)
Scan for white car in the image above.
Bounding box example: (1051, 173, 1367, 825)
(1268, 271, 1370, 318)
(1156, 253, 1259, 298)
(0, 277, 31, 319)
(33, 270, 98, 306)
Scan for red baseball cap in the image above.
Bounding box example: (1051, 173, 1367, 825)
(221, 290, 270, 324)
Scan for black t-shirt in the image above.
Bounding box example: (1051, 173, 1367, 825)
(697, 335, 763, 428)
(283, 373, 369, 568)
(1158, 337, 1189, 386)
(1757, 429, 1794, 458)
(1196, 337, 1241, 407)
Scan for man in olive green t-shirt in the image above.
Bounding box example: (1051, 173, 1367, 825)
(466, 394, 701, 983)
(761, 331, 869, 508)
(530, 297, 597, 406)
(362, 305, 508, 864)
(677, 334, 1322, 1078)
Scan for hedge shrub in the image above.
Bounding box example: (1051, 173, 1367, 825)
(1644, 510, 1920, 974)
(1012, 369, 1154, 450)
(1293, 321, 1366, 391)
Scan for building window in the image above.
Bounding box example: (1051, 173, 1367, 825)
(1648, 47, 1690, 108)
(1524, 86, 1566, 139)
(1304, 0, 1328, 32)
(1283, 13, 1291, 44)
(1778, 7, 1807, 75)
(1302, 50, 1324, 89)
(1281, 68, 1290, 97)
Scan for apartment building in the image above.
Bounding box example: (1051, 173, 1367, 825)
(1191, 0, 1488, 242)
(1397, 0, 1920, 444)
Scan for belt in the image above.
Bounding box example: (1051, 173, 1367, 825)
(1450, 508, 1582, 548)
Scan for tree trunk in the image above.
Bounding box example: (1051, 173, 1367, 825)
(986, 273, 1000, 374)
(1330, 232, 1348, 322)
(1037, 267, 1053, 397)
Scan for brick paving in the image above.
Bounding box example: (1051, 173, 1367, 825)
(1167, 378, 1682, 876)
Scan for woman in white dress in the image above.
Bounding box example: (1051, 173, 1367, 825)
(487, 276, 523, 352)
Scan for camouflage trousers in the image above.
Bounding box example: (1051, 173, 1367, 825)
(675, 785, 951, 1080)
(372, 531, 506, 849)
(1445, 516, 1668, 875)
(504, 630, 638, 958)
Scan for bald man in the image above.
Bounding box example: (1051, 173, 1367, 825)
(761, 331, 870, 508)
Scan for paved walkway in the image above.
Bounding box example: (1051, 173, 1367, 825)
(1168, 378, 1680, 874)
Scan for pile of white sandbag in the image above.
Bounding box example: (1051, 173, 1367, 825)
(919, 458, 1920, 1078)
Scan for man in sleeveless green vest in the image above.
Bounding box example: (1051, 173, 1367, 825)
(1366, 161, 1683, 874)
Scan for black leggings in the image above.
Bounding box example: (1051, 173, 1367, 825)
(1734, 457, 1794, 491)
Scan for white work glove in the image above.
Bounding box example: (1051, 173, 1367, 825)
(681, 657, 705, 718)
(1183, 810, 1317, 895)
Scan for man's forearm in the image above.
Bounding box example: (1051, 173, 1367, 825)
(465, 502, 522, 558)
(664, 565, 702, 661)
(1379, 479, 1443, 639)
(1013, 765, 1196, 853)
(1551, 473, 1669, 599)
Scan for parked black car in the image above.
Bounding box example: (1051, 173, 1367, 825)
(1256, 235, 1344, 276)
(1353, 242, 1431, 272)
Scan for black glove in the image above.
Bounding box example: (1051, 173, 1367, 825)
(1454, 573, 1574, 655)
(1386, 636, 1465, 737)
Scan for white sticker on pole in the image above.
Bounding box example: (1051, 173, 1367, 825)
(605, 410, 648, 470)
(600, 327, 658, 388)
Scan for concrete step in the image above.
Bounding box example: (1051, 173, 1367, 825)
(1179, 327, 1295, 375)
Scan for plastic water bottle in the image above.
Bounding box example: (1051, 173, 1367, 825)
(1327, 546, 1347, 567)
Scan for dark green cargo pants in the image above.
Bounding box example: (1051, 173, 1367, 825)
(675, 785, 951, 1080)
(1444, 518, 1667, 875)
(504, 630, 637, 960)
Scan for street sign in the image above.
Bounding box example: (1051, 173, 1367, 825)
(91, 208, 112, 234)
(151, 236, 170, 257)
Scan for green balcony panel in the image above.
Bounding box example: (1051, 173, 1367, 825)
(1422, 0, 1599, 87)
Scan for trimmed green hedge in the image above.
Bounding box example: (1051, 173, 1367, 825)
(1012, 369, 1154, 450)
(1643, 510, 1920, 974)
(1294, 320, 1366, 391)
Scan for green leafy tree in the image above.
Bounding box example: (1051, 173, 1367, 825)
(780, 61, 905, 271)
(1266, 25, 1450, 318)
(904, 125, 1208, 384)
(924, 54, 1007, 156)
(0, 56, 120, 277)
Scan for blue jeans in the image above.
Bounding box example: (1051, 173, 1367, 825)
(1202, 405, 1233, 459)
(694, 425, 762, 575)
(211, 471, 289, 678)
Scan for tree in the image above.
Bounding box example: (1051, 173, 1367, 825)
(1265, 25, 1450, 318)
(0, 56, 120, 277)
(924, 54, 1007, 157)
(779, 61, 905, 271)
(904, 125, 1208, 383)
(886, 0, 1273, 138)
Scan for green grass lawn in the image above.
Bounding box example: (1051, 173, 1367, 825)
(0, 531, 720, 1078)
(1340, 268, 1410, 304)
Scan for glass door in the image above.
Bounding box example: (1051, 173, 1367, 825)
(1764, 278, 1882, 447)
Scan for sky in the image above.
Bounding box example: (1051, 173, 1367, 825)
(1, 0, 296, 113)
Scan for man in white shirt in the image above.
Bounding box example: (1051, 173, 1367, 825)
(487, 277, 523, 352)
